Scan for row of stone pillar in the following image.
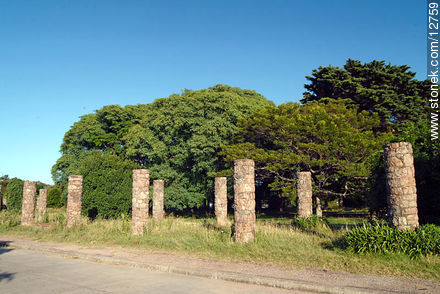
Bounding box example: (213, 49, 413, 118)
(21, 182, 47, 225)
(19, 142, 419, 237)
(216, 143, 419, 234)
(294, 142, 419, 230)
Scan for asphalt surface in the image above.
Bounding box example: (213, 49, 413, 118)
(1, 237, 439, 294)
(0, 248, 295, 294)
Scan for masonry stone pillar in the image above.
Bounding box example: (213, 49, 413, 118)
(234, 159, 255, 243)
(384, 142, 419, 230)
(132, 169, 149, 235)
(152, 180, 164, 221)
(315, 197, 322, 217)
(66, 175, 83, 229)
(21, 181, 36, 226)
(297, 171, 313, 218)
(36, 188, 48, 221)
(215, 177, 228, 226)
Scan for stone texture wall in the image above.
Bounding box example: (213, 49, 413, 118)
(233, 159, 255, 243)
(132, 169, 149, 235)
(315, 197, 322, 217)
(297, 171, 313, 218)
(21, 181, 36, 226)
(67, 175, 83, 229)
(215, 177, 228, 226)
(36, 188, 48, 221)
(384, 142, 419, 230)
(152, 180, 164, 221)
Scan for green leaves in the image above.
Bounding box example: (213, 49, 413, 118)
(344, 222, 440, 259)
(220, 100, 391, 203)
(52, 85, 272, 213)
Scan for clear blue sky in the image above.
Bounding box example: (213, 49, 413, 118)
(0, 0, 426, 184)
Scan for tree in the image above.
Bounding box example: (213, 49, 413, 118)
(52, 85, 272, 213)
(220, 101, 391, 207)
(47, 186, 63, 208)
(78, 151, 139, 219)
(301, 59, 439, 223)
(124, 85, 273, 211)
(301, 59, 428, 131)
(4, 178, 24, 211)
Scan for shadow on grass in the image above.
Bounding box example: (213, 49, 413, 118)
(320, 236, 347, 251)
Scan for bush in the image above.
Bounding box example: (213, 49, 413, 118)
(4, 178, 24, 211)
(344, 221, 440, 258)
(47, 186, 63, 207)
(78, 151, 139, 219)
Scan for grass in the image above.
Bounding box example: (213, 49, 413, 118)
(1, 208, 439, 281)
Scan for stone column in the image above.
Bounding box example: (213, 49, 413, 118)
(233, 159, 255, 243)
(21, 181, 36, 226)
(384, 142, 419, 230)
(66, 175, 83, 229)
(297, 171, 313, 218)
(315, 197, 322, 217)
(152, 180, 164, 221)
(132, 169, 149, 235)
(36, 188, 48, 221)
(215, 177, 228, 226)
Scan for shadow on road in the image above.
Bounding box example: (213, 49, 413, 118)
(0, 272, 15, 282)
(0, 241, 13, 255)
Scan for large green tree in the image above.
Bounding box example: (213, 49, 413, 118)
(301, 59, 428, 132)
(52, 85, 272, 213)
(220, 101, 391, 207)
(301, 59, 440, 223)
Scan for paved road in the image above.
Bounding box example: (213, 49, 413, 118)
(0, 247, 295, 294)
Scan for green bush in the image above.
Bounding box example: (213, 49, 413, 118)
(78, 151, 139, 219)
(344, 221, 440, 258)
(4, 178, 24, 211)
(47, 186, 63, 207)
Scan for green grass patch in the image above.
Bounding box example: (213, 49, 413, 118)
(1, 209, 439, 281)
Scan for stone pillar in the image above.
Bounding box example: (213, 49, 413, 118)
(21, 181, 36, 226)
(233, 159, 255, 243)
(36, 188, 48, 221)
(66, 175, 83, 229)
(152, 180, 164, 221)
(215, 177, 228, 226)
(132, 169, 149, 235)
(384, 142, 419, 230)
(315, 197, 322, 217)
(297, 171, 313, 218)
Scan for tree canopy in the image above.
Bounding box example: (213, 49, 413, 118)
(301, 59, 428, 131)
(52, 85, 273, 214)
(220, 100, 391, 206)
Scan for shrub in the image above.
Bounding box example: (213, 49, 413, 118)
(344, 221, 440, 258)
(47, 186, 63, 207)
(78, 151, 139, 219)
(4, 178, 23, 211)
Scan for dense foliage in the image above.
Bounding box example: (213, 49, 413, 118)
(47, 186, 63, 208)
(52, 85, 272, 214)
(344, 222, 440, 259)
(301, 59, 439, 222)
(4, 178, 23, 211)
(301, 59, 428, 132)
(79, 152, 138, 218)
(220, 100, 391, 207)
